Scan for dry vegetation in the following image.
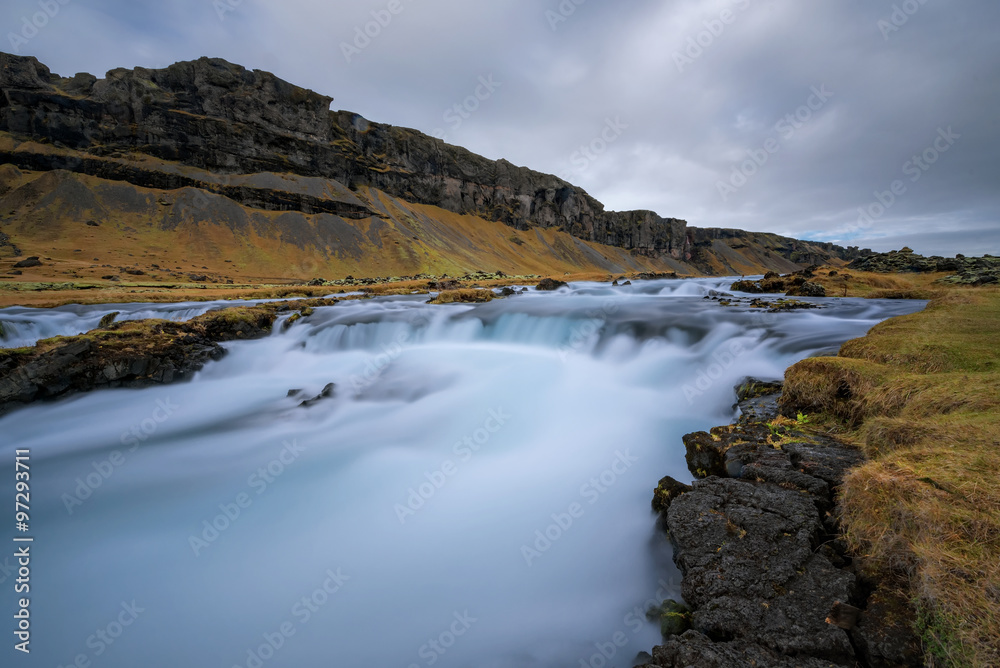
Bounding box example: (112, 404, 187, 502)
(808, 266, 945, 299)
(781, 284, 1000, 666)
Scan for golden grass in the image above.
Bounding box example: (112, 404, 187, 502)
(809, 267, 948, 299)
(781, 286, 1000, 666)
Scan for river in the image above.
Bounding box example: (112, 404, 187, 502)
(0, 278, 925, 668)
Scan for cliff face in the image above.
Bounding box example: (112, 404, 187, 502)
(0, 52, 857, 275)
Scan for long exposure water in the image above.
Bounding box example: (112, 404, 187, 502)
(0, 278, 925, 667)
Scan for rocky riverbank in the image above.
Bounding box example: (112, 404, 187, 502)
(0, 299, 335, 415)
(847, 248, 1000, 285)
(640, 381, 923, 667)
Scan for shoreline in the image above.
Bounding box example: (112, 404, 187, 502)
(639, 284, 1000, 667)
(639, 381, 922, 667)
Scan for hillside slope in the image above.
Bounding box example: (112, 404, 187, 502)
(0, 52, 860, 281)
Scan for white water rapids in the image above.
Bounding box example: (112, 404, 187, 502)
(0, 278, 925, 668)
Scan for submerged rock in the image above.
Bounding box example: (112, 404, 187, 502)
(299, 383, 335, 408)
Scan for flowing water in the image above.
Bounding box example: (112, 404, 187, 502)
(0, 279, 925, 668)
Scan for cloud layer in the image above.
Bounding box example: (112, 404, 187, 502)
(5, 0, 999, 253)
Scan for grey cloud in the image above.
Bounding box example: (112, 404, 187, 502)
(4, 0, 998, 252)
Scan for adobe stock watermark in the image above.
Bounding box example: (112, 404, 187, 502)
(188, 440, 306, 556)
(557, 117, 629, 181)
(54, 601, 145, 668)
(213, 0, 243, 21)
(431, 75, 502, 142)
(558, 299, 620, 362)
(7, 0, 72, 54)
(394, 408, 511, 524)
(231, 568, 350, 668)
(350, 321, 428, 392)
(406, 611, 478, 668)
(341, 0, 416, 64)
(61, 398, 180, 515)
(853, 126, 960, 233)
(717, 85, 834, 202)
(579, 578, 681, 668)
(520, 450, 639, 567)
(682, 340, 746, 404)
(545, 0, 589, 31)
(672, 0, 752, 74)
(878, 0, 931, 41)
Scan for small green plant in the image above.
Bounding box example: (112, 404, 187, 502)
(796, 412, 810, 425)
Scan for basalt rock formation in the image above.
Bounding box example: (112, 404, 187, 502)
(0, 52, 860, 277)
(848, 247, 1000, 285)
(642, 383, 923, 668)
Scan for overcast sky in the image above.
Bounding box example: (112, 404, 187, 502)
(4, 0, 999, 254)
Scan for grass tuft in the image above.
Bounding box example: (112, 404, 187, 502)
(783, 286, 1000, 666)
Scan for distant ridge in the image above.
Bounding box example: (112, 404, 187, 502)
(0, 52, 862, 280)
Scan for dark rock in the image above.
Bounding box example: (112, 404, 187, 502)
(8, 270, 21, 275)
(641, 630, 841, 667)
(683, 431, 728, 479)
(535, 278, 568, 291)
(666, 478, 856, 663)
(499, 287, 517, 297)
(850, 586, 924, 668)
(786, 281, 826, 297)
(0, 299, 337, 416)
(646, 600, 692, 638)
(86, 220, 100, 226)
(98, 312, 119, 328)
(123, 268, 145, 276)
(13, 256, 41, 268)
(734, 377, 783, 403)
(826, 601, 861, 630)
(299, 382, 336, 408)
(652, 476, 693, 514)
(188, 274, 208, 282)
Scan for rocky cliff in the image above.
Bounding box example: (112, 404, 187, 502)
(0, 52, 859, 277)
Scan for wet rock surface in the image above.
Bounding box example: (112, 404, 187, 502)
(641, 381, 924, 667)
(0, 299, 336, 415)
(535, 278, 568, 291)
(731, 269, 828, 297)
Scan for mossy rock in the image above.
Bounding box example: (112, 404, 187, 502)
(646, 600, 692, 638)
(99, 312, 120, 328)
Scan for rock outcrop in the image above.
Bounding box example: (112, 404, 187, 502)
(848, 248, 1000, 285)
(641, 382, 923, 667)
(0, 300, 333, 415)
(0, 51, 859, 273)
